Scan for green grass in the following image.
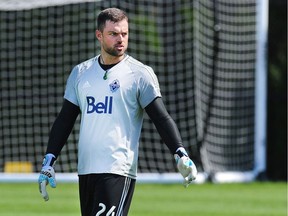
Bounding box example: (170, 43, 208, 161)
(0, 182, 286, 216)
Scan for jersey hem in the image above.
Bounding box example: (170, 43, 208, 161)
(77, 171, 137, 180)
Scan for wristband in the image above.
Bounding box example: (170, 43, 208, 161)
(42, 153, 56, 167)
(175, 147, 188, 158)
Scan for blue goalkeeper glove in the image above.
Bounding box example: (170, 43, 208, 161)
(174, 147, 197, 187)
(38, 153, 56, 201)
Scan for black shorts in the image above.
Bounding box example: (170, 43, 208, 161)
(78, 173, 136, 216)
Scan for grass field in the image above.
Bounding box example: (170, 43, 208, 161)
(0, 182, 286, 216)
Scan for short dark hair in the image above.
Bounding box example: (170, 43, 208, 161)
(97, 8, 128, 32)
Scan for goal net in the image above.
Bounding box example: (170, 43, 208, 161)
(0, 0, 267, 183)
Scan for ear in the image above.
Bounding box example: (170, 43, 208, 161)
(95, 30, 102, 41)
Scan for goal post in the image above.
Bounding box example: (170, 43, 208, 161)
(0, 0, 267, 183)
(254, 0, 268, 178)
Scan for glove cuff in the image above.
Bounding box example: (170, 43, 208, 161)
(175, 147, 188, 158)
(174, 147, 189, 163)
(42, 153, 56, 167)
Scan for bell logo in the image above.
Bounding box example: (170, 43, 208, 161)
(86, 96, 113, 114)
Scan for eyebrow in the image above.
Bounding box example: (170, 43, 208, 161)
(107, 30, 128, 34)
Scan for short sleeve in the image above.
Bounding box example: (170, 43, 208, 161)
(64, 66, 79, 106)
(138, 66, 162, 108)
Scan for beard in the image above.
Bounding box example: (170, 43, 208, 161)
(103, 43, 127, 57)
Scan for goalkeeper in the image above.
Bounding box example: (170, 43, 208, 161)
(38, 7, 197, 216)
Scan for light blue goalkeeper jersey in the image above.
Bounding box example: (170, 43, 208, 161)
(64, 55, 161, 178)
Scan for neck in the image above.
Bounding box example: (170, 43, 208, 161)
(100, 53, 125, 65)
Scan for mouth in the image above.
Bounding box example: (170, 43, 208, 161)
(115, 44, 124, 50)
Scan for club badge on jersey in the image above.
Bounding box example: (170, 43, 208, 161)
(109, 79, 120, 93)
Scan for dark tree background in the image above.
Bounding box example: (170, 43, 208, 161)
(266, 0, 287, 181)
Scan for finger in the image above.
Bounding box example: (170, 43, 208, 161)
(48, 177, 56, 188)
(182, 177, 190, 188)
(183, 181, 191, 188)
(40, 180, 49, 201)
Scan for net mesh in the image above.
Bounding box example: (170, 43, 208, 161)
(194, 0, 257, 172)
(0, 0, 258, 174)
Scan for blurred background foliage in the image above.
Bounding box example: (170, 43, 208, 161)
(266, 0, 287, 181)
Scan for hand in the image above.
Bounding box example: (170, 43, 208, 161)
(38, 154, 57, 201)
(174, 147, 197, 187)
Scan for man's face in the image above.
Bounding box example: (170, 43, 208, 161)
(96, 19, 129, 58)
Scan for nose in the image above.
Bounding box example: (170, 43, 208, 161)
(117, 34, 124, 42)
